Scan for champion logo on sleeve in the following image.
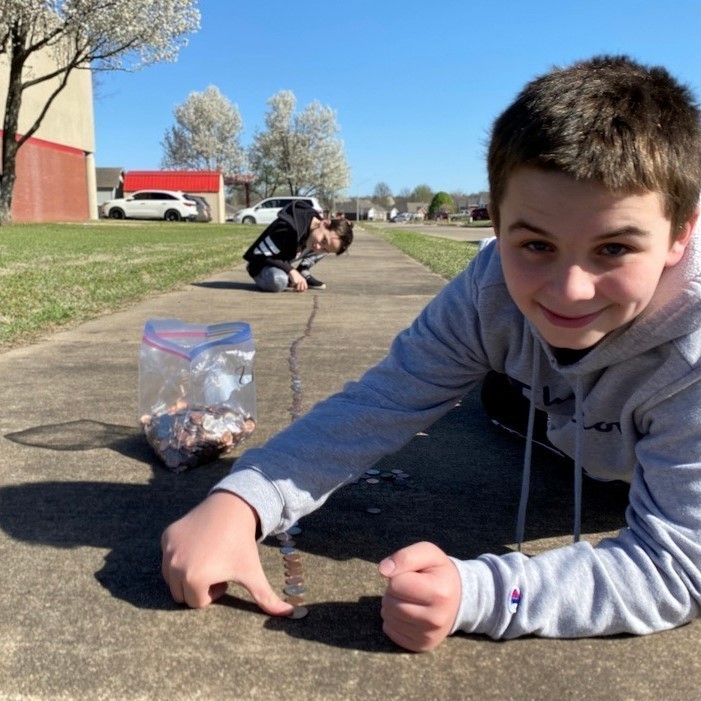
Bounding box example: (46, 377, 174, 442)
(508, 587, 521, 614)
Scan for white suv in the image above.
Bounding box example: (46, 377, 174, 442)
(101, 190, 198, 222)
(233, 196, 323, 225)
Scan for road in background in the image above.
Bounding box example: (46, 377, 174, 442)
(374, 221, 495, 243)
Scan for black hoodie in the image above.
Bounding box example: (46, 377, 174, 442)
(243, 201, 319, 277)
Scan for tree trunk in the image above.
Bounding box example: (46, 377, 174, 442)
(0, 30, 27, 227)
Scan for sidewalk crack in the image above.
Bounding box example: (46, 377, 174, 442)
(288, 295, 320, 422)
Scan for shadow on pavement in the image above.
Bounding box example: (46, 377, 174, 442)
(0, 396, 630, 619)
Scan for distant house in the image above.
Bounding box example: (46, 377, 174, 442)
(123, 170, 226, 223)
(96, 167, 123, 206)
(334, 198, 389, 221)
(407, 202, 428, 220)
(0, 46, 97, 222)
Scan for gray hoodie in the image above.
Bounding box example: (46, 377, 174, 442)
(214, 226, 701, 640)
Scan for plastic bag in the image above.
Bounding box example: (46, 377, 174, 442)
(138, 319, 256, 472)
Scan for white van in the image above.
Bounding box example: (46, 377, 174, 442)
(233, 196, 323, 225)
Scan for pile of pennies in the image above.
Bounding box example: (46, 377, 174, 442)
(276, 525, 308, 619)
(140, 400, 256, 472)
(275, 467, 413, 620)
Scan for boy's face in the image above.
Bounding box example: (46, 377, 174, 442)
(308, 221, 343, 254)
(495, 167, 695, 350)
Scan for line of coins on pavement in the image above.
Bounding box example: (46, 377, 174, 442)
(277, 524, 308, 619)
(354, 467, 413, 514)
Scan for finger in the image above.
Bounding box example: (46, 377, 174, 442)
(382, 617, 434, 653)
(235, 566, 294, 617)
(379, 541, 447, 579)
(381, 593, 431, 627)
(385, 571, 438, 606)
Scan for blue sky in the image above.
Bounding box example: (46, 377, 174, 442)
(93, 0, 701, 198)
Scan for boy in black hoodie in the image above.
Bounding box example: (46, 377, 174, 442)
(243, 200, 354, 292)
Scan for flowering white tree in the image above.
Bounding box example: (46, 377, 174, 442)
(0, 0, 200, 225)
(161, 85, 245, 175)
(248, 90, 350, 205)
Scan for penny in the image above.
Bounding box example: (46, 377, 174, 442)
(283, 584, 306, 597)
(284, 564, 303, 574)
(283, 552, 302, 563)
(285, 575, 304, 585)
(287, 606, 308, 620)
(285, 595, 305, 605)
(276, 533, 292, 542)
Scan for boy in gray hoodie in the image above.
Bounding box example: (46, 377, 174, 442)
(161, 55, 701, 652)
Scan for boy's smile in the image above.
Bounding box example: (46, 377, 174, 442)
(496, 168, 695, 350)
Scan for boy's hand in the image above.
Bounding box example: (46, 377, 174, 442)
(379, 541, 461, 652)
(161, 491, 293, 617)
(288, 269, 308, 292)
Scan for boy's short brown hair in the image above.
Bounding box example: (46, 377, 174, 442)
(328, 217, 354, 254)
(488, 55, 701, 234)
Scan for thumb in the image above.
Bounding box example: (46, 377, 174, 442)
(238, 566, 295, 617)
(378, 541, 447, 578)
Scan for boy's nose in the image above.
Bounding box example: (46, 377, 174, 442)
(552, 264, 596, 300)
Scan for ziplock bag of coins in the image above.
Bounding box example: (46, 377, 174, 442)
(138, 319, 256, 472)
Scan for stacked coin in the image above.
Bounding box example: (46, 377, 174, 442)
(140, 402, 256, 472)
(276, 525, 308, 619)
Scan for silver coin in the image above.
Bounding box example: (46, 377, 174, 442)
(280, 546, 298, 555)
(276, 533, 292, 542)
(366, 478, 379, 485)
(283, 584, 306, 596)
(365, 469, 380, 476)
(367, 507, 382, 514)
(391, 469, 403, 474)
(286, 526, 302, 536)
(287, 606, 308, 620)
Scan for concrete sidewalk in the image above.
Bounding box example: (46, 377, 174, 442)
(1, 227, 699, 700)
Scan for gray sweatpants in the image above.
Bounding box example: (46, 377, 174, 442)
(253, 251, 325, 292)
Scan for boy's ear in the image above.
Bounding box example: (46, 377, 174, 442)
(666, 209, 698, 268)
(487, 204, 499, 236)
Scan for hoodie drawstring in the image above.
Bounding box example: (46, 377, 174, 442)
(515, 339, 584, 549)
(573, 376, 584, 543)
(515, 338, 540, 550)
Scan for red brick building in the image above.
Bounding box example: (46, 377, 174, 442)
(0, 48, 96, 223)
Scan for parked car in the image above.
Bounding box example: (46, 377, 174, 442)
(233, 196, 323, 225)
(391, 212, 413, 223)
(470, 206, 490, 221)
(101, 190, 198, 222)
(184, 194, 212, 222)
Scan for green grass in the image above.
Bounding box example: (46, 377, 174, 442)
(366, 223, 480, 280)
(0, 221, 260, 349)
(0, 219, 481, 351)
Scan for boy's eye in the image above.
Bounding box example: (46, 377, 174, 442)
(523, 240, 553, 253)
(599, 243, 630, 257)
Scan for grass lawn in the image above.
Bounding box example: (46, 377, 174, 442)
(0, 221, 260, 349)
(0, 219, 481, 351)
(365, 223, 480, 280)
